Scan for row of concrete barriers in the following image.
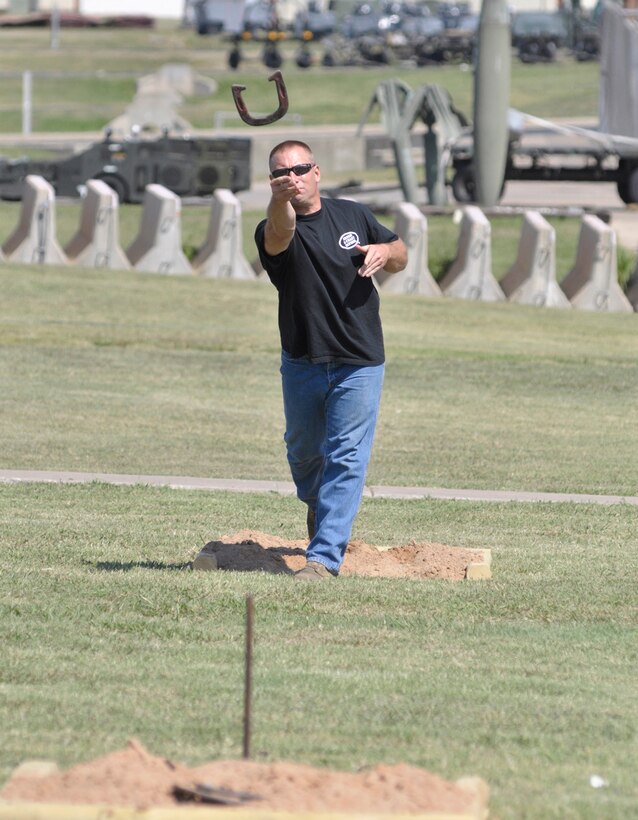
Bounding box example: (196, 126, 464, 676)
(1, 175, 636, 313)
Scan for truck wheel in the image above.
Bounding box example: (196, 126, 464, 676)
(617, 177, 630, 204)
(96, 174, 128, 203)
(452, 166, 475, 203)
(263, 46, 283, 69)
(619, 167, 638, 204)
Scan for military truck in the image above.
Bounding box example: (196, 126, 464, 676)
(510, 11, 569, 63)
(0, 131, 252, 203)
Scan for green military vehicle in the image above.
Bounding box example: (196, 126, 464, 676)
(0, 131, 252, 203)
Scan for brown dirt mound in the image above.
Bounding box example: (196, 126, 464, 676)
(1, 739, 488, 815)
(202, 530, 488, 581)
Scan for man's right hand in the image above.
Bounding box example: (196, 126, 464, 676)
(270, 174, 297, 203)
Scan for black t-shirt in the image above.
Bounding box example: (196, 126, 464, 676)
(255, 197, 399, 365)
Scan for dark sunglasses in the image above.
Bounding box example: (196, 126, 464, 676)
(271, 163, 315, 179)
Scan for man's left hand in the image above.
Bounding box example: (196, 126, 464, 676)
(355, 244, 390, 278)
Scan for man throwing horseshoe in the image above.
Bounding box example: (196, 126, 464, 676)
(255, 140, 408, 581)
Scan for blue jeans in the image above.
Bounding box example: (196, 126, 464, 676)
(280, 351, 384, 575)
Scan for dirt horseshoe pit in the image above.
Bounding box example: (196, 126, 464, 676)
(192, 530, 492, 581)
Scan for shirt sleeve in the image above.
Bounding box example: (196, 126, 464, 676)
(254, 217, 289, 288)
(360, 203, 399, 245)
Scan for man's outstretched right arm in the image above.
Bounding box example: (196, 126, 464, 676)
(264, 175, 297, 256)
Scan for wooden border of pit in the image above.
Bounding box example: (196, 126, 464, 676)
(465, 548, 492, 580)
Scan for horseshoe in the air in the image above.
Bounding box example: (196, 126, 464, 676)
(232, 71, 289, 127)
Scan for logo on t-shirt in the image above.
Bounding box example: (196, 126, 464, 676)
(338, 231, 360, 250)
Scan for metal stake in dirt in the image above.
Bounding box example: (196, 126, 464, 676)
(243, 595, 254, 759)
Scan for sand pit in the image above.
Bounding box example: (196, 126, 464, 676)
(195, 530, 491, 581)
(0, 536, 491, 816)
(1, 739, 488, 816)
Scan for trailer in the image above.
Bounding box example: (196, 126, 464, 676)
(449, 111, 638, 205)
(0, 131, 252, 204)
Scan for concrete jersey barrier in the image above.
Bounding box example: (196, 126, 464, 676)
(125, 184, 192, 275)
(561, 214, 633, 312)
(64, 179, 131, 270)
(1, 175, 68, 265)
(439, 205, 505, 302)
(500, 210, 570, 308)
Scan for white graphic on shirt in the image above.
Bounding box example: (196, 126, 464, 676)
(338, 231, 360, 250)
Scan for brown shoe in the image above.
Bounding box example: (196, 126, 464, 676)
(294, 560, 335, 581)
(306, 507, 316, 540)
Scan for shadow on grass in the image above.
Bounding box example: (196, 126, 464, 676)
(93, 560, 192, 572)
(90, 540, 308, 575)
(200, 541, 306, 575)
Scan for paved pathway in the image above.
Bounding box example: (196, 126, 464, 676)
(1, 469, 636, 506)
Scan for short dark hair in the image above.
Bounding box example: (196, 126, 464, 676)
(269, 140, 314, 170)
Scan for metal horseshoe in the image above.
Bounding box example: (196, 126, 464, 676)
(232, 71, 289, 127)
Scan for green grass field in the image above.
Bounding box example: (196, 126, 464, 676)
(0, 262, 637, 818)
(1, 265, 636, 494)
(0, 24, 601, 133)
(2, 482, 637, 819)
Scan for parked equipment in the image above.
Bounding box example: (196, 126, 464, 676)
(450, 113, 638, 205)
(0, 131, 252, 203)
